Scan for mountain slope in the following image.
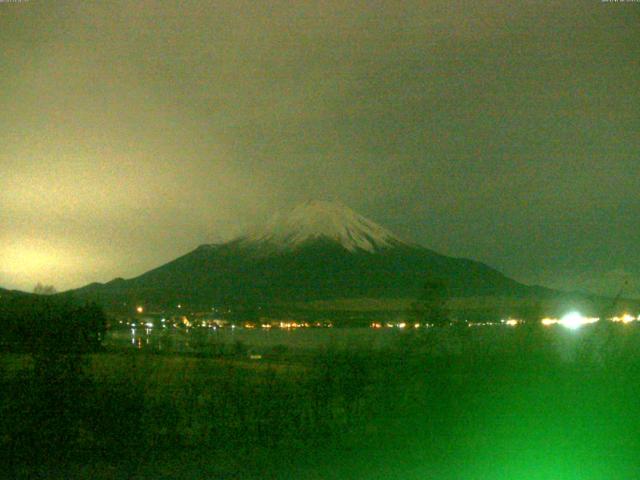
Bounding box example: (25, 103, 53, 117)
(73, 201, 552, 308)
(0, 287, 30, 300)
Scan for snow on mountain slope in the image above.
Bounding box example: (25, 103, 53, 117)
(241, 200, 407, 252)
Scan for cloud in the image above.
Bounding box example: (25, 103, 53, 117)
(1, 0, 639, 292)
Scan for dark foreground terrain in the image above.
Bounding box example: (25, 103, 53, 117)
(2, 323, 640, 479)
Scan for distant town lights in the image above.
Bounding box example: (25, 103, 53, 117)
(136, 306, 144, 314)
(611, 314, 636, 324)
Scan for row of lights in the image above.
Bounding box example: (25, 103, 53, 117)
(136, 305, 234, 314)
(368, 313, 640, 331)
(135, 306, 638, 332)
(371, 322, 433, 329)
(541, 312, 640, 330)
(541, 312, 600, 330)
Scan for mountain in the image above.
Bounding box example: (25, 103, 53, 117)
(73, 201, 552, 309)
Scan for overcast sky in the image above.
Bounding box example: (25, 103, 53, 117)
(1, 0, 639, 297)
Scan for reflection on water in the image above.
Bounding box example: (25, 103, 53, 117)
(104, 323, 631, 361)
(108, 326, 410, 355)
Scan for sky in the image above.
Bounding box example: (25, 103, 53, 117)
(1, 0, 639, 297)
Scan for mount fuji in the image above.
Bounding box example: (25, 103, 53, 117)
(74, 201, 550, 309)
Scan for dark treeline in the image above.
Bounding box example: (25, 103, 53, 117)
(0, 295, 107, 477)
(0, 295, 106, 354)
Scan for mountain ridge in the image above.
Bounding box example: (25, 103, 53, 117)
(71, 201, 556, 310)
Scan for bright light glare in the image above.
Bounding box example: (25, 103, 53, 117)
(559, 312, 599, 330)
(611, 314, 635, 324)
(541, 318, 558, 326)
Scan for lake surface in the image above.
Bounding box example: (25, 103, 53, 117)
(105, 323, 634, 362)
(106, 326, 404, 354)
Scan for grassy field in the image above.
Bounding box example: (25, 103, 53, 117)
(2, 323, 640, 479)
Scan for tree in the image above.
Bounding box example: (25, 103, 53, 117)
(413, 278, 450, 326)
(33, 283, 57, 295)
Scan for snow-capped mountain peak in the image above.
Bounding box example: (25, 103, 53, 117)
(242, 200, 406, 252)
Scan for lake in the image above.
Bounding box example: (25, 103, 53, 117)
(105, 322, 634, 363)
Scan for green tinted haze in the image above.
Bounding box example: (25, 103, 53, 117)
(1, 0, 638, 295)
